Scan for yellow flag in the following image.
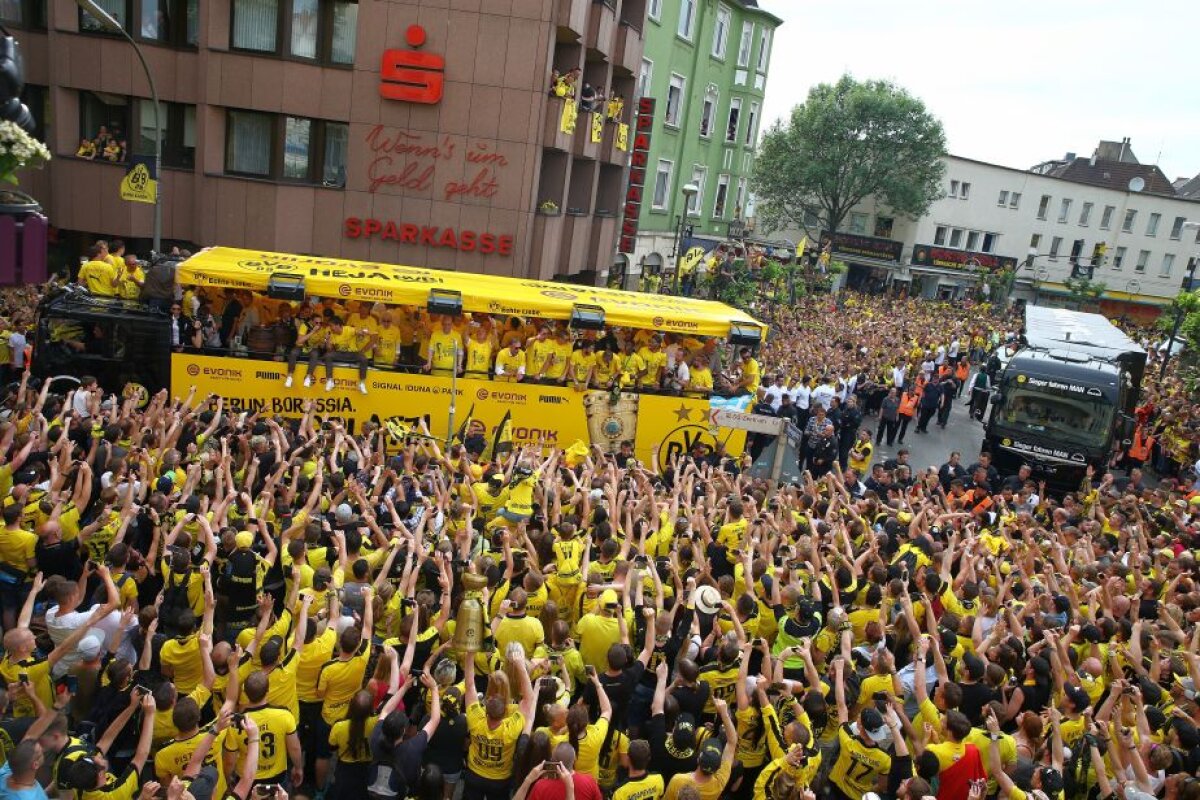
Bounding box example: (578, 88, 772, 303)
(119, 162, 157, 204)
(616, 123, 629, 151)
(385, 418, 411, 443)
(560, 99, 578, 134)
(679, 246, 706, 276)
(564, 439, 590, 468)
(796, 236, 808, 261)
(590, 112, 603, 143)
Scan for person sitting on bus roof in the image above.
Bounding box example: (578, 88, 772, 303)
(323, 316, 374, 395)
(494, 338, 526, 383)
(464, 325, 493, 380)
(425, 315, 462, 377)
(284, 312, 330, 389)
(370, 309, 402, 370)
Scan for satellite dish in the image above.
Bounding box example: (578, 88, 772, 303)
(1128, 176, 1145, 193)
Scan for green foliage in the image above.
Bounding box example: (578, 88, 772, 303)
(1063, 277, 1107, 310)
(827, 259, 848, 276)
(753, 74, 947, 237)
(1159, 290, 1200, 353)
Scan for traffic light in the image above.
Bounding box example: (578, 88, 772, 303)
(0, 35, 35, 134)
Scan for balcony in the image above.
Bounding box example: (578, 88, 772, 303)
(558, 212, 594, 275)
(530, 212, 567, 280)
(543, 97, 578, 152)
(586, 1, 617, 58)
(612, 20, 642, 74)
(571, 109, 603, 160)
(557, 0, 588, 41)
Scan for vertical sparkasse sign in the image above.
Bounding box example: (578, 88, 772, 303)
(619, 97, 655, 253)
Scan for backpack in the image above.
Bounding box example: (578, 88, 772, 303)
(91, 573, 132, 607)
(160, 568, 192, 629)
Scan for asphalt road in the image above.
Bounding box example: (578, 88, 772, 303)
(866, 374, 990, 475)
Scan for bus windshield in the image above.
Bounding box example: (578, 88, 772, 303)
(997, 384, 1114, 448)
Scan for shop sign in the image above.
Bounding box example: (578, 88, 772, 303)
(619, 98, 655, 254)
(911, 244, 1018, 272)
(820, 230, 901, 262)
(380, 25, 445, 104)
(343, 218, 513, 256)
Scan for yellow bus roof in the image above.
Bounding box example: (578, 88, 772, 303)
(177, 247, 765, 339)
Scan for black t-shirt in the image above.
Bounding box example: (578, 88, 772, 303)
(668, 683, 710, 722)
(647, 712, 698, 777)
(957, 681, 999, 726)
(36, 540, 83, 582)
(585, 661, 644, 728)
(422, 714, 467, 776)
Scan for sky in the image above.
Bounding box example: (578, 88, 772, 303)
(754, 0, 1200, 182)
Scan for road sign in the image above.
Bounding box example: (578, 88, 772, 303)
(710, 408, 784, 435)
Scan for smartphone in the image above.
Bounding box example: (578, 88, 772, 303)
(18, 672, 28, 683)
(134, 684, 149, 695)
(585, 665, 596, 677)
(753, 638, 765, 648)
(542, 761, 560, 774)
(254, 784, 278, 797)
(232, 712, 246, 730)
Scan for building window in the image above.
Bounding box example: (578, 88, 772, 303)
(652, 160, 672, 209)
(934, 226, 948, 246)
(949, 228, 963, 248)
(982, 233, 997, 253)
(132, 100, 196, 168)
(139, 0, 199, 45)
(699, 89, 716, 138)
(713, 174, 730, 218)
(1, 0, 47, 28)
(1170, 216, 1186, 240)
(1029, 233, 1041, 251)
(677, 0, 696, 39)
(648, 0, 661, 21)
(637, 59, 653, 98)
(1160, 253, 1175, 277)
(848, 212, 868, 234)
(725, 97, 741, 143)
(1113, 246, 1125, 269)
(1009, 192, 1021, 209)
(1079, 202, 1092, 226)
(1058, 198, 1072, 223)
(225, 109, 347, 183)
(949, 180, 959, 198)
(231, 0, 357, 64)
(756, 28, 770, 71)
(687, 166, 706, 215)
(1100, 205, 1115, 229)
(744, 102, 758, 146)
(20, 85, 47, 144)
(737, 22, 753, 67)
(712, 5, 731, 59)
(665, 74, 685, 127)
(79, 0, 129, 33)
(997, 190, 1008, 206)
(734, 178, 746, 218)
(1146, 212, 1161, 237)
(1122, 209, 1137, 232)
(1037, 194, 1050, 220)
(966, 230, 980, 251)
(875, 216, 894, 238)
(960, 182, 970, 200)
(1049, 236, 1062, 260)
(79, 91, 133, 162)
(1135, 249, 1149, 272)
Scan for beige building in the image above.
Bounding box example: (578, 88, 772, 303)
(11, 0, 647, 280)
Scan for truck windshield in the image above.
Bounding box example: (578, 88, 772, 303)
(997, 385, 1114, 448)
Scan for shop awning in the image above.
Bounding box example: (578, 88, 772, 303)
(177, 247, 765, 338)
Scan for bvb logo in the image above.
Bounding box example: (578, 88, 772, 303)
(128, 163, 149, 191)
(1016, 375, 1027, 383)
(655, 424, 717, 471)
(476, 388, 489, 400)
(186, 364, 200, 376)
(338, 284, 352, 297)
(541, 289, 578, 301)
(1002, 438, 1012, 447)
(652, 316, 665, 327)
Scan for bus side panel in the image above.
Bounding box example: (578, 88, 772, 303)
(170, 353, 747, 469)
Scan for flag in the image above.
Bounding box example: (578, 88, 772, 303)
(564, 439, 590, 468)
(560, 99, 578, 134)
(119, 157, 157, 204)
(616, 123, 629, 151)
(590, 112, 603, 143)
(488, 411, 513, 460)
(452, 404, 475, 446)
(796, 236, 808, 261)
(385, 418, 412, 443)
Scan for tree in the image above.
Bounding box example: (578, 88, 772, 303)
(1063, 276, 1107, 310)
(753, 75, 947, 239)
(1157, 289, 1200, 356)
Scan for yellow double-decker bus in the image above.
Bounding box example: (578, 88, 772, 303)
(33, 247, 766, 469)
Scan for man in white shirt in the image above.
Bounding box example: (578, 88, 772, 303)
(811, 378, 836, 413)
(762, 374, 786, 412)
(934, 344, 947, 367)
(948, 336, 961, 363)
(44, 566, 126, 678)
(892, 363, 907, 390)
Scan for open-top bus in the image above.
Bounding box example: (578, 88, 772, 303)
(34, 247, 767, 469)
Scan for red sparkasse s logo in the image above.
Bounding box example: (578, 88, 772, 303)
(380, 25, 445, 104)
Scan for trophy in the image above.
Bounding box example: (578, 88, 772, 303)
(452, 572, 490, 653)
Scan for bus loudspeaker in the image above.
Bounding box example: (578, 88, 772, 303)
(427, 288, 462, 317)
(267, 273, 306, 302)
(570, 304, 606, 331)
(729, 323, 763, 348)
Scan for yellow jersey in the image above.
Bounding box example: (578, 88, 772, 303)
(829, 724, 891, 799)
(428, 330, 461, 371)
(465, 701, 524, 780)
(295, 628, 337, 703)
(316, 642, 372, 725)
(161, 635, 204, 694)
(494, 348, 526, 380)
(329, 715, 377, 764)
(465, 339, 493, 376)
(154, 727, 232, 796)
(231, 705, 297, 779)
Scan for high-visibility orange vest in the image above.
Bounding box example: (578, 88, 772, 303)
(898, 393, 918, 417)
(955, 361, 970, 382)
(1128, 427, 1155, 461)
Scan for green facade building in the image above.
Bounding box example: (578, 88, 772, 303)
(622, 0, 782, 288)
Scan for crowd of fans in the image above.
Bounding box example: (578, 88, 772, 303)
(0, 245, 1193, 800)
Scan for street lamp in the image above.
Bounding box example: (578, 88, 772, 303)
(1161, 222, 1200, 379)
(672, 182, 700, 294)
(76, 0, 162, 256)
(1033, 267, 1049, 305)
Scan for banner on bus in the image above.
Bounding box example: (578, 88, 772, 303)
(171, 353, 749, 471)
(176, 247, 764, 339)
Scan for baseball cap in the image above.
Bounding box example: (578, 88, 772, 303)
(697, 742, 723, 773)
(77, 631, 105, 661)
(335, 503, 354, 525)
(859, 708, 888, 742)
(234, 530, 254, 550)
(600, 589, 619, 608)
(155, 475, 175, 494)
(1038, 766, 1064, 795)
(1063, 685, 1090, 712)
